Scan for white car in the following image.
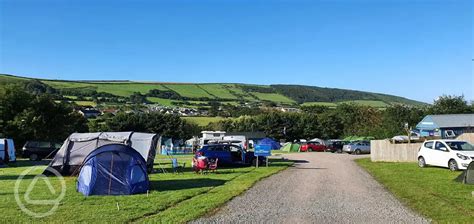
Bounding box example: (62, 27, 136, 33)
(417, 140, 474, 171)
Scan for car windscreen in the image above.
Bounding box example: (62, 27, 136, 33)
(446, 141, 474, 151)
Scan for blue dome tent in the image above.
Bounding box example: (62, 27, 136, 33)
(77, 144, 149, 196)
(257, 138, 281, 150)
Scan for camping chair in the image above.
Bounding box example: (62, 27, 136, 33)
(207, 158, 218, 173)
(171, 158, 185, 174)
(193, 157, 208, 174)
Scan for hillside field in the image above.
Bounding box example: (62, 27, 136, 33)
(0, 74, 425, 108)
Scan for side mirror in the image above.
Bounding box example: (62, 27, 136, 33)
(440, 147, 448, 151)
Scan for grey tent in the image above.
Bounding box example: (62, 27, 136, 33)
(455, 162, 474, 184)
(47, 132, 159, 175)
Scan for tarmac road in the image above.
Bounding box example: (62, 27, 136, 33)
(193, 152, 429, 224)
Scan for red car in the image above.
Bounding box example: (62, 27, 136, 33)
(300, 141, 327, 152)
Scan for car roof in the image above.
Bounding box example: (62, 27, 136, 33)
(203, 144, 240, 147)
(425, 139, 467, 143)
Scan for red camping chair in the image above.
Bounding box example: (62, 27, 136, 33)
(193, 157, 208, 174)
(208, 158, 218, 173)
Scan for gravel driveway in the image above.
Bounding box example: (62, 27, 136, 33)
(192, 152, 429, 224)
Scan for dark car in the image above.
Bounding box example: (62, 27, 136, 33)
(326, 140, 345, 153)
(22, 141, 62, 161)
(196, 144, 266, 166)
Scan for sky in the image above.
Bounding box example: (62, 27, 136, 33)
(0, 0, 472, 103)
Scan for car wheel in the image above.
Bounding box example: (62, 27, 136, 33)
(354, 149, 361, 155)
(448, 159, 458, 171)
(418, 157, 426, 168)
(29, 154, 39, 161)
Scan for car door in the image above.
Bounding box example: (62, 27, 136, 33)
(219, 145, 233, 164)
(39, 141, 52, 156)
(432, 141, 450, 167)
(421, 141, 435, 165)
(363, 142, 371, 153)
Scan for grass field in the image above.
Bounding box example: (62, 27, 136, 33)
(340, 100, 389, 107)
(73, 101, 97, 106)
(301, 102, 338, 107)
(0, 157, 291, 223)
(251, 92, 295, 104)
(163, 84, 215, 99)
(182, 116, 227, 126)
(198, 84, 239, 100)
(302, 100, 389, 108)
(356, 158, 474, 223)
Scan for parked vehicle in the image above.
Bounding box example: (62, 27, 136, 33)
(342, 141, 371, 154)
(222, 135, 247, 149)
(326, 140, 345, 153)
(300, 141, 327, 152)
(0, 138, 16, 162)
(417, 140, 474, 171)
(196, 144, 265, 166)
(22, 141, 62, 161)
(391, 132, 422, 143)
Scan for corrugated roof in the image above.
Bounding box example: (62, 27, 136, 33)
(428, 114, 474, 128)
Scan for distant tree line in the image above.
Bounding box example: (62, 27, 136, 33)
(0, 85, 89, 147)
(206, 95, 474, 141)
(0, 85, 202, 147)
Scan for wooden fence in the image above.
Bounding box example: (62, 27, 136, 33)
(370, 140, 422, 162)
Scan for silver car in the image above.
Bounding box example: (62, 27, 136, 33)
(342, 141, 371, 155)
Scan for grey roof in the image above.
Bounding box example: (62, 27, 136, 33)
(428, 114, 474, 128)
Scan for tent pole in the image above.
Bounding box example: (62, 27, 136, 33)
(108, 153, 114, 195)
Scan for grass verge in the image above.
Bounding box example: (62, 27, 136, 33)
(355, 158, 474, 223)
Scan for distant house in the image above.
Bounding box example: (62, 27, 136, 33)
(416, 114, 474, 138)
(79, 109, 101, 119)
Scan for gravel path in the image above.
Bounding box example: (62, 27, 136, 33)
(192, 152, 429, 224)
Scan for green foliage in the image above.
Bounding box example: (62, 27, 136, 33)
(129, 92, 149, 104)
(0, 85, 88, 146)
(429, 95, 473, 114)
(147, 88, 182, 99)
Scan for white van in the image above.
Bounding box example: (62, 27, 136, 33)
(223, 135, 247, 149)
(0, 138, 16, 162)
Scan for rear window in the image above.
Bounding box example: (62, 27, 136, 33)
(26, 141, 39, 147)
(424, 142, 434, 149)
(39, 142, 51, 148)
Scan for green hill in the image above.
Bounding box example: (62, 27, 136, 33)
(0, 73, 425, 107)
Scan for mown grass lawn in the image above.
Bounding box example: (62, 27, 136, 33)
(0, 156, 290, 223)
(356, 158, 474, 223)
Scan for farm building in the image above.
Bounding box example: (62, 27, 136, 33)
(415, 114, 474, 138)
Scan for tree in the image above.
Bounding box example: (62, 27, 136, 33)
(430, 95, 472, 114)
(0, 86, 88, 146)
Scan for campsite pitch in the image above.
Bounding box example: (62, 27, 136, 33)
(0, 155, 291, 223)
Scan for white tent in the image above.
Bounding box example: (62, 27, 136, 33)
(47, 132, 159, 175)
